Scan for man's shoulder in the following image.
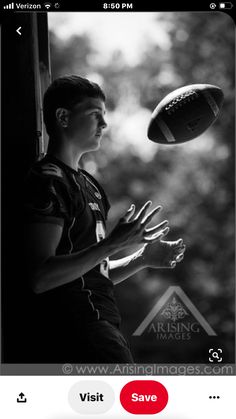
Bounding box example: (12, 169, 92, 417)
(26, 156, 79, 198)
(24, 157, 84, 221)
(25, 157, 76, 208)
(30, 157, 68, 183)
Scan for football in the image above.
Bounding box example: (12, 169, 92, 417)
(147, 84, 224, 144)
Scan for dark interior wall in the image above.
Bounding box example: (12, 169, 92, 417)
(2, 12, 51, 361)
(2, 12, 50, 172)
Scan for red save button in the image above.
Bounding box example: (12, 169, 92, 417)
(120, 380, 168, 414)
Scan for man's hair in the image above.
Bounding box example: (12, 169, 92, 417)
(43, 75, 106, 137)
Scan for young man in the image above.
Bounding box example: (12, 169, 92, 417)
(24, 75, 186, 363)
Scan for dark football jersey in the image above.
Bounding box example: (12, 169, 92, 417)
(24, 154, 121, 328)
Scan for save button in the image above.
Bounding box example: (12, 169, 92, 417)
(120, 380, 168, 414)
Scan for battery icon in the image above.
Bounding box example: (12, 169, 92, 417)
(219, 2, 233, 8)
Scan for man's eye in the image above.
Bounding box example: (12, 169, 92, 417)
(94, 113, 103, 120)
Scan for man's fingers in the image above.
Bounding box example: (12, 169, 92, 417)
(176, 253, 184, 262)
(168, 252, 184, 268)
(160, 227, 170, 238)
(121, 204, 136, 222)
(140, 205, 162, 225)
(134, 200, 153, 221)
(143, 227, 170, 243)
(144, 220, 168, 233)
(126, 204, 136, 222)
(122, 201, 164, 226)
(173, 245, 186, 256)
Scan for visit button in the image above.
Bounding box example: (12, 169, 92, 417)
(120, 380, 168, 414)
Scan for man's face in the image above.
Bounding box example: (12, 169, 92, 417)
(66, 97, 107, 151)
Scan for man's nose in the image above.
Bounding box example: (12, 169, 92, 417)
(99, 117, 107, 129)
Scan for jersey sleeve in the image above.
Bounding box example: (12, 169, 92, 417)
(24, 163, 74, 226)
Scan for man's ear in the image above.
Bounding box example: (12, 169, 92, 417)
(55, 108, 70, 128)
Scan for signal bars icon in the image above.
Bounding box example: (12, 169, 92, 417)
(3, 2, 14, 8)
(44, 2, 52, 9)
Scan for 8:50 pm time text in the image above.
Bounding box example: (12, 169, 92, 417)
(103, 3, 134, 9)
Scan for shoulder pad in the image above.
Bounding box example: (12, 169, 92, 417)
(30, 162, 70, 186)
(39, 163, 64, 178)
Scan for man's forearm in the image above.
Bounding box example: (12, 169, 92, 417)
(109, 247, 147, 285)
(32, 237, 119, 294)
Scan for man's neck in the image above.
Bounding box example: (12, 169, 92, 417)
(47, 141, 83, 171)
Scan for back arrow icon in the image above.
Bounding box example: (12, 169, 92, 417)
(16, 27, 22, 35)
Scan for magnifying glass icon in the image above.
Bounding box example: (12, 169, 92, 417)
(212, 352, 219, 359)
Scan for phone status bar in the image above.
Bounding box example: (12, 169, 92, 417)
(1, 1, 235, 13)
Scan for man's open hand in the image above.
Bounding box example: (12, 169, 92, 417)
(107, 201, 169, 251)
(142, 238, 186, 269)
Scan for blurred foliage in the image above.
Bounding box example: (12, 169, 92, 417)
(49, 12, 235, 362)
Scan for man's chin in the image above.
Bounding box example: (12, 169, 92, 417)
(95, 135, 102, 145)
(89, 140, 101, 151)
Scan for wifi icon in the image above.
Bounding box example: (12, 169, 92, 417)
(44, 2, 52, 9)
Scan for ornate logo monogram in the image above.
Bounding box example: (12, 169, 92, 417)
(133, 286, 217, 337)
(161, 296, 188, 322)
